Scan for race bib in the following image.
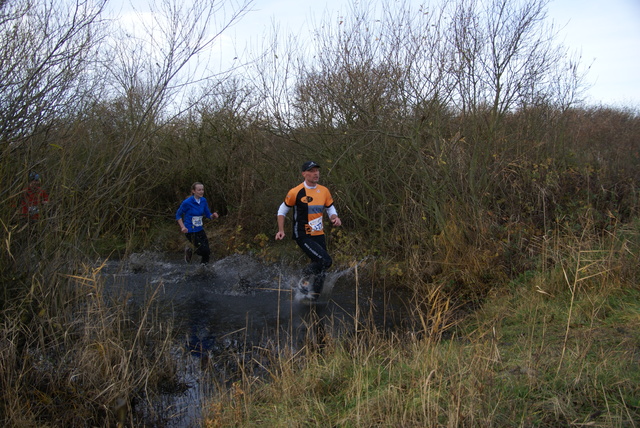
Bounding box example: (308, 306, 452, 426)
(308, 216, 323, 232)
(192, 216, 203, 227)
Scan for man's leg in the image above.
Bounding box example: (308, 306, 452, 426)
(296, 235, 332, 297)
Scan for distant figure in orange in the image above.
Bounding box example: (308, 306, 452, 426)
(20, 172, 49, 221)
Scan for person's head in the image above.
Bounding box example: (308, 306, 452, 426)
(28, 172, 41, 187)
(301, 161, 320, 185)
(191, 182, 205, 198)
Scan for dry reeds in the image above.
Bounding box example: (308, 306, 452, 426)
(0, 258, 181, 426)
(201, 221, 640, 427)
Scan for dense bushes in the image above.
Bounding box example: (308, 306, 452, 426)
(1, 1, 639, 424)
(2, 0, 639, 301)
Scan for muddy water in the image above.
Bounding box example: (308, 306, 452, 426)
(101, 252, 411, 426)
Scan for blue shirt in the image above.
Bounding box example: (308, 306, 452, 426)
(175, 196, 213, 233)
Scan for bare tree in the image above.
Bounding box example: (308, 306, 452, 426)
(73, 0, 253, 237)
(0, 0, 107, 151)
(103, 0, 252, 129)
(447, 0, 582, 134)
(88, 0, 251, 177)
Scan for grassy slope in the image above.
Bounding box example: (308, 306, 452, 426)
(203, 284, 640, 427)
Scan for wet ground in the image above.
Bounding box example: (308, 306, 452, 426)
(101, 252, 412, 426)
(103, 252, 409, 347)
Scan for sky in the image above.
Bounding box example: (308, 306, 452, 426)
(227, 0, 640, 108)
(546, 0, 640, 107)
(115, 0, 640, 108)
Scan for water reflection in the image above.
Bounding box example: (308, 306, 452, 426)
(101, 252, 410, 426)
(106, 253, 403, 344)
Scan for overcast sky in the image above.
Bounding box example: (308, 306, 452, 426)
(116, 0, 640, 108)
(227, 0, 640, 108)
(546, 0, 640, 107)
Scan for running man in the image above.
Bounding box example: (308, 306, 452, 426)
(275, 161, 342, 300)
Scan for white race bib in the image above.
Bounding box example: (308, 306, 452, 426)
(192, 216, 203, 227)
(308, 216, 323, 232)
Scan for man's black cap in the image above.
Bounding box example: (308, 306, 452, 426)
(301, 161, 320, 171)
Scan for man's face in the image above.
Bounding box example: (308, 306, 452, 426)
(302, 167, 320, 184)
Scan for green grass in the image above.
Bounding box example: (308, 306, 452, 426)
(203, 285, 640, 427)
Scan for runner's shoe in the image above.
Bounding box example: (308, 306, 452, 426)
(311, 273, 325, 296)
(184, 246, 193, 263)
(298, 276, 311, 295)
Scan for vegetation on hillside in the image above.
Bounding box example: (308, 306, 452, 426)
(1, 0, 638, 425)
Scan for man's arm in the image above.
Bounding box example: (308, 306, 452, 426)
(327, 205, 341, 226)
(275, 202, 290, 240)
(275, 215, 286, 240)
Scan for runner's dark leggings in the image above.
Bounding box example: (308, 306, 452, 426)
(296, 235, 332, 292)
(186, 230, 211, 264)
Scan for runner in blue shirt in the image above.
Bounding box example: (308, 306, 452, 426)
(176, 182, 219, 264)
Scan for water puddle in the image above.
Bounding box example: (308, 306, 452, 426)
(101, 252, 411, 426)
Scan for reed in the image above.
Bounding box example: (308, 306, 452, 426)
(1, 0, 639, 424)
(0, 254, 182, 426)
(201, 223, 639, 427)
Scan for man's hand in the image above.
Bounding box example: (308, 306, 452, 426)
(275, 231, 285, 240)
(330, 215, 342, 227)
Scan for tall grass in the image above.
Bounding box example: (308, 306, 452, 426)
(1, 0, 639, 424)
(202, 222, 640, 427)
(1, 94, 638, 426)
(0, 250, 182, 426)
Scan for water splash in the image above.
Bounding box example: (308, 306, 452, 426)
(101, 253, 406, 427)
